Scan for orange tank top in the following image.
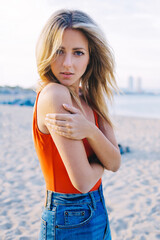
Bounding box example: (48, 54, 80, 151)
(32, 92, 101, 193)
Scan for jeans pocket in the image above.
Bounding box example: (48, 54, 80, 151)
(64, 209, 87, 225)
(56, 204, 94, 229)
(39, 218, 47, 240)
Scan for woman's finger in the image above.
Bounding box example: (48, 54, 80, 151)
(46, 113, 72, 121)
(55, 130, 75, 139)
(62, 104, 80, 114)
(46, 123, 71, 133)
(45, 118, 69, 127)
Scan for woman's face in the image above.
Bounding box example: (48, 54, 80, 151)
(50, 28, 89, 92)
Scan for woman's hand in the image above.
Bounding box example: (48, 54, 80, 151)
(45, 104, 93, 140)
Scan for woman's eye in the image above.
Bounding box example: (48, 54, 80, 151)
(74, 51, 84, 56)
(56, 49, 64, 55)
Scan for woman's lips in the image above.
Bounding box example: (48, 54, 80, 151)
(60, 72, 74, 78)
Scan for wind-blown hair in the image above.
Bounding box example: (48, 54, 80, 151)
(36, 9, 118, 126)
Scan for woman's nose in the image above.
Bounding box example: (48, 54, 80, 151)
(63, 54, 72, 68)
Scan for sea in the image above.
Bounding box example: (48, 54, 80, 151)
(0, 87, 160, 119)
(109, 94, 160, 119)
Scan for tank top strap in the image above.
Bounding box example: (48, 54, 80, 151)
(93, 110, 99, 128)
(33, 91, 40, 122)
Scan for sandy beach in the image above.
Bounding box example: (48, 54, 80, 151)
(0, 104, 160, 240)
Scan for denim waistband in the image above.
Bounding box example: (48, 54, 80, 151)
(45, 184, 105, 211)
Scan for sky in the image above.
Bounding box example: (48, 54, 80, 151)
(0, 0, 160, 91)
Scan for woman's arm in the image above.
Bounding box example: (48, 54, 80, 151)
(87, 116, 121, 172)
(45, 103, 121, 172)
(38, 83, 104, 193)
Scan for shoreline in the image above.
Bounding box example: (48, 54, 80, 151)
(1, 102, 160, 120)
(114, 113, 160, 121)
(0, 105, 160, 239)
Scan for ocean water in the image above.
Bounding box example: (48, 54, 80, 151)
(108, 94, 160, 119)
(0, 87, 160, 119)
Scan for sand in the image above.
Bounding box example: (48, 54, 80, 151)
(0, 104, 160, 240)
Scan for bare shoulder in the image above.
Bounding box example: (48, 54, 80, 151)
(37, 83, 72, 133)
(40, 83, 71, 104)
(38, 83, 73, 112)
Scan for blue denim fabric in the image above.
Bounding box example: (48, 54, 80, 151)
(39, 184, 112, 240)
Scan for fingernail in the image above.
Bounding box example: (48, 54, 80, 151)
(63, 103, 69, 107)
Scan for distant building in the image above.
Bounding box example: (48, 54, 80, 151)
(136, 77, 142, 93)
(128, 76, 134, 92)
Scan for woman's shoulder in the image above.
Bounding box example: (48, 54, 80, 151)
(40, 82, 70, 98)
(38, 83, 72, 112)
(37, 83, 73, 132)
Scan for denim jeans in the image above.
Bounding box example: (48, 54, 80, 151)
(39, 184, 112, 240)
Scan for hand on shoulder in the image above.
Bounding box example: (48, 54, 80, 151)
(37, 83, 72, 133)
(39, 83, 73, 113)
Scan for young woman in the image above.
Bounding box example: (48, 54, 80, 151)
(33, 9, 121, 240)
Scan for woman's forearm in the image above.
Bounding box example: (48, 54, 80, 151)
(87, 123, 121, 172)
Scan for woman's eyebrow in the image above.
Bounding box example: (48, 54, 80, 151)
(73, 47, 88, 52)
(59, 46, 88, 51)
(73, 47, 86, 50)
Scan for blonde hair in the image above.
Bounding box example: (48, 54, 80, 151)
(36, 9, 118, 126)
